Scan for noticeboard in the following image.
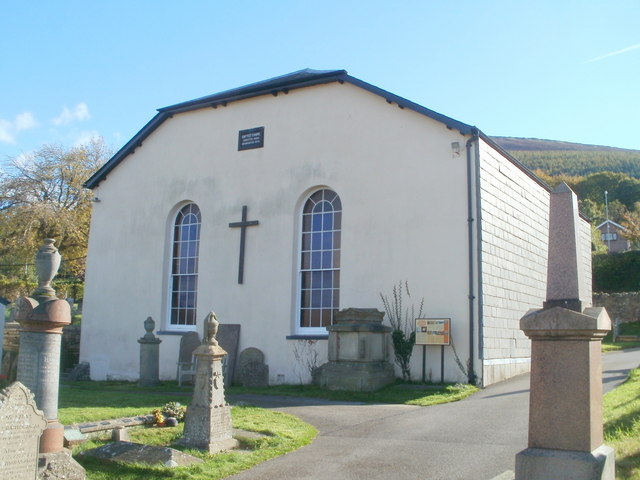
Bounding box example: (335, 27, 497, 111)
(415, 318, 451, 346)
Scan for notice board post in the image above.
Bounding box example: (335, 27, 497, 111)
(415, 318, 451, 383)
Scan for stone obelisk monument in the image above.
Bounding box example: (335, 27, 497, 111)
(515, 183, 614, 480)
(180, 312, 238, 453)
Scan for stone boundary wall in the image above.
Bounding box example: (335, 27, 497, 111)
(593, 292, 640, 323)
(2, 322, 81, 379)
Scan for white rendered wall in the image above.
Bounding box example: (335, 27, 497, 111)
(81, 82, 474, 383)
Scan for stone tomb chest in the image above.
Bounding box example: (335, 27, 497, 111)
(316, 308, 395, 392)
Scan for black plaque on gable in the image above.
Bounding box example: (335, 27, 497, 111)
(238, 127, 264, 151)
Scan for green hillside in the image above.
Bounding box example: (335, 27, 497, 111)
(491, 137, 640, 178)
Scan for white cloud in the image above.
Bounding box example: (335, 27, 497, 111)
(0, 112, 39, 144)
(52, 102, 91, 126)
(15, 111, 38, 132)
(586, 43, 640, 63)
(72, 130, 101, 148)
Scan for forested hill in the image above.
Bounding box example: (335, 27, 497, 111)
(491, 136, 640, 178)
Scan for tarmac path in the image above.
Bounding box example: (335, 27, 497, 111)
(226, 348, 640, 480)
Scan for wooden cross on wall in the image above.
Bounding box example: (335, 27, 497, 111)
(228, 205, 259, 284)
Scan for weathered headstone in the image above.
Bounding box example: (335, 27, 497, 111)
(316, 308, 395, 392)
(217, 323, 240, 387)
(179, 312, 238, 453)
(515, 183, 614, 480)
(138, 316, 161, 387)
(176, 331, 200, 386)
(238, 347, 269, 387)
(0, 382, 47, 480)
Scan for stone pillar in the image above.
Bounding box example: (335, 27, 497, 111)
(138, 317, 161, 387)
(15, 239, 70, 454)
(515, 184, 614, 480)
(179, 312, 238, 453)
(316, 308, 395, 392)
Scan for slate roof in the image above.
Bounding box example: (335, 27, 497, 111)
(85, 69, 538, 190)
(596, 219, 626, 230)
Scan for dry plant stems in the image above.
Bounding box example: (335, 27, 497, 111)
(449, 338, 469, 379)
(292, 339, 320, 384)
(380, 281, 424, 381)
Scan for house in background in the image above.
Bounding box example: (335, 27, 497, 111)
(81, 69, 592, 387)
(596, 219, 630, 253)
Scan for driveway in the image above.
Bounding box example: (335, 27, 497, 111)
(227, 348, 640, 480)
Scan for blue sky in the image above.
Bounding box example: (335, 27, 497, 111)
(1, 0, 639, 166)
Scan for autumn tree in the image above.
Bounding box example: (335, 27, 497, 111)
(0, 138, 110, 281)
(621, 211, 640, 248)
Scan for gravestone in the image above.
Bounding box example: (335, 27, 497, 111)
(80, 442, 203, 467)
(217, 323, 240, 387)
(0, 382, 47, 480)
(515, 183, 614, 480)
(238, 347, 269, 387)
(176, 331, 200, 386)
(138, 317, 161, 387)
(316, 308, 394, 392)
(179, 312, 239, 453)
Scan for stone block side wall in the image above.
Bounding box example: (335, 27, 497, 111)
(478, 140, 550, 386)
(580, 217, 593, 303)
(593, 292, 640, 323)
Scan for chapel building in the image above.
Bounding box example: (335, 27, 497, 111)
(82, 69, 592, 387)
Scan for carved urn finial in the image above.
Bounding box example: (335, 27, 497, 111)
(141, 316, 158, 341)
(33, 239, 61, 300)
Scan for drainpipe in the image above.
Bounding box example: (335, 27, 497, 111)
(466, 129, 479, 385)
(474, 134, 485, 369)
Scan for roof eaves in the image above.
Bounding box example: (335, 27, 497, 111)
(596, 219, 626, 230)
(344, 76, 475, 135)
(480, 132, 552, 192)
(479, 133, 595, 222)
(84, 112, 168, 189)
(158, 69, 348, 115)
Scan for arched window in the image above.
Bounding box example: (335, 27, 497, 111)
(299, 189, 341, 331)
(169, 203, 201, 327)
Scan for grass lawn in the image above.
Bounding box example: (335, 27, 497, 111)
(604, 368, 640, 480)
(60, 379, 476, 479)
(61, 385, 316, 480)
